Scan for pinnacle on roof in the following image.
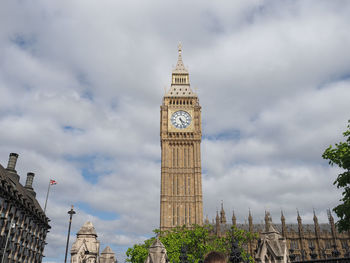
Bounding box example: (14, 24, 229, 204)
(101, 246, 115, 254)
(204, 215, 210, 224)
(327, 209, 334, 223)
(165, 44, 196, 97)
(297, 209, 302, 221)
(232, 210, 236, 220)
(266, 221, 279, 234)
(281, 210, 285, 221)
(77, 221, 97, 236)
(150, 238, 166, 249)
(313, 209, 318, 222)
(220, 201, 225, 215)
(173, 43, 188, 74)
(265, 211, 271, 220)
(231, 210, 237, 226)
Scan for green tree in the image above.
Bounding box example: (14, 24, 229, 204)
(126, 225, 256, 263)
(126, 237, 156, 263)
(322, 120, 350, 232)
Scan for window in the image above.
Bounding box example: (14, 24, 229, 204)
(341, 240, 348, 249)
(291, 240, 299, 249)
(2, 201, 9, 213)
(308, 240, 315, 248)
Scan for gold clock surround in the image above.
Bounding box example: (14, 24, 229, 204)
(168, 108, 194, 132)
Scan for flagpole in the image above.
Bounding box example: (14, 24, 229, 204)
(44, 180, 51, 213)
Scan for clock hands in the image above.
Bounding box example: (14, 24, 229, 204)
(171, 111, 191, 128)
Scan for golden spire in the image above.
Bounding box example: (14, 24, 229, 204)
(165, 44, 195, 97)
(173, 42, 188, 74)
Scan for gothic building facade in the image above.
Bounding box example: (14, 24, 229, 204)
(211, 204, 350, 260)
(159, 46, 350, 261)
(70, 221, 117, 263)
(0, 153, 50, 262)
(160, 45, 203, 231)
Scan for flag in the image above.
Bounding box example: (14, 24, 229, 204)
(50, 179, 57, 185)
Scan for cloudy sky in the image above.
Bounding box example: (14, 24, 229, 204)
(1, 0, 350, 262)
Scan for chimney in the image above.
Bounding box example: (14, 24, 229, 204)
(7, 153, 19, 171)
(6, 153, 20, 181)
(25, 172, 36, 197)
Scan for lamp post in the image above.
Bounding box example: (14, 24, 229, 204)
(64, 205, 76, 263)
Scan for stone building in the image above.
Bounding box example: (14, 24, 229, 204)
(0, 153, 50, 262)
(100, 246, 117, 263)
(255, 213, 288, 263)
(144, 239, 168, 263)
(70, 221, 116, 263)
(157, 46, 350, 260)
(212, 204, 350, 260)
(160, 44, 203, 231)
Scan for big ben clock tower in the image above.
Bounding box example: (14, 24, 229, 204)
(160, 44, 203, 231)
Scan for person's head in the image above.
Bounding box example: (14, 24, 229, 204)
(204, 251, 227, 263)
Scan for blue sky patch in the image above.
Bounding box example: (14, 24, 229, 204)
(317, 72, 350, 90)
(64, 154, 114, 184)
(203, 129, 241, 141)
(81, 166, 100, 184)
(81, 90, 94, 101)
(76, 202, 119, 221)
(11, 34, 36, 49)
(62, 125, 84, 134)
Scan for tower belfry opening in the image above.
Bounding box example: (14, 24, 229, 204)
(171, 43, 190, 86)
(160, 44, 203, 231)
(166, 44, 194, 98)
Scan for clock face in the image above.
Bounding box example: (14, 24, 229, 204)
(171, 110, 192, 129)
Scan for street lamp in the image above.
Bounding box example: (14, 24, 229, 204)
(64, 205, 76, 263)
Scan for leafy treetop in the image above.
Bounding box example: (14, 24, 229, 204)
(322, 120, 350, 232)
(126, 224, 256, 263)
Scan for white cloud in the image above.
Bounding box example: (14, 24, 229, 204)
(1, 0, 350, 262)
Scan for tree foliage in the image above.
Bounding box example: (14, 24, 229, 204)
(322, 120, 350, 232)
(126, 225, 256, 263)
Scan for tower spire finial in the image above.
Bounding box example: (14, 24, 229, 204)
(173, 43, 188, 74)
(166, 44, 196, 96)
